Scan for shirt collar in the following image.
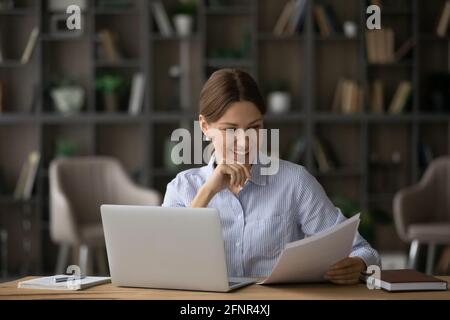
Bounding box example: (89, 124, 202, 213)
(203, 152, 268, 186)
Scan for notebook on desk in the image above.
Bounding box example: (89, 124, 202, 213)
(18, 276, 111, 291)
(361, 269, 448, 292)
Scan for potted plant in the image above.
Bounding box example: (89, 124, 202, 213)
(55, 138, 77, 158)
(50, 77, 85, 115)
(95, 73, 126, 113)
(266, 80, 291, 114)
(172, 0, 197, 37)
(331, 195, 391, 244)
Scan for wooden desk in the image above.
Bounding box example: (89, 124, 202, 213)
(1, 276, 449, 300)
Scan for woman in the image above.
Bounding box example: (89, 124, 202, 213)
(162, 69, 380, 284)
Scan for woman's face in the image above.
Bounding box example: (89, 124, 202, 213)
(200, 101, 264, 165)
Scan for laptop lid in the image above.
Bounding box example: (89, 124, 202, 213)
(100, 205, 230, 292)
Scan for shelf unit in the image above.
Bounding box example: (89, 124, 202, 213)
(0, 0, 449, 277)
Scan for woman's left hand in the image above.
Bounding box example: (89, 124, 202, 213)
(324, 257, 366, 285)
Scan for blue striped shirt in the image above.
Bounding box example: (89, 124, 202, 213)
(162, 153, 380, 277)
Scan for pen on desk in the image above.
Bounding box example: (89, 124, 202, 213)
(54, 275, 86, 283)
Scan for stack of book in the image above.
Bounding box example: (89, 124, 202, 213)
(313, 4, 339, 37)
(21, 27, 40, 65)
(370, 79, 384, 113)
(331, 78, 363, 114)
(436, 0, 450, 37)
(365, 28, 395, 64)
(128, 73, 145, 115)
(388, 81, 412, 114)
(151, 0, 173, 37)
(313, 137, 340, 173)
(98, 29, 123, 62)
(369, 80, 412, 114)
(14, 151, 41, 201)
(366, 29, 414, 64)
(273, 0, 307, 36)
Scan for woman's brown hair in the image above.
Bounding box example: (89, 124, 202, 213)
(199, 69, 266, 123)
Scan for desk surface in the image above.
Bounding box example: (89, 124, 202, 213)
(1, 276, 450, 300)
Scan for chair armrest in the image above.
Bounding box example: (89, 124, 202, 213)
(50, 186, 80, 244)
(393, 182, 433, 242)
(49, 160, 80, 244)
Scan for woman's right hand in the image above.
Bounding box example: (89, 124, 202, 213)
(204, 163, 251, 195)
(190, 163, 251, 208)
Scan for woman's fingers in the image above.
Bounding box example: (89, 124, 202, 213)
(230, 164, 246, 187)
(229, 165, 243, 188)
(329, 258, 357, 271)
(222, 165, 236, 187)
(324, 257, 365, 285)
(221, 164, 251, 192)
(325, 271, 362, 281)
(238, 164, 251, 180)
(326, 265, 361, 277)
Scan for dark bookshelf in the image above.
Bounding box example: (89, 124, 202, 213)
(0, 0, 449, 277)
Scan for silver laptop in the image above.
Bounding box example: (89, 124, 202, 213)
(100, 205, 256, 292)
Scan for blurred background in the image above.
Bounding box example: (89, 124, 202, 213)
(0, 0, 449, 280)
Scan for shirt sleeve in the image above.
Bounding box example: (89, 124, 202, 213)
(161, 174, 188, 208)
(295, 167, 381, 268)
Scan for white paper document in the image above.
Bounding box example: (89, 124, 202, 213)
(18, 276, 111, 291)
(258, 214, 360, 284)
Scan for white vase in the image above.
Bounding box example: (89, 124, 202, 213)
(173, 14, 193, 37)
(268, 91, 291, 114)
(343, 21, 357, 39)
(51, 86, 85, 115)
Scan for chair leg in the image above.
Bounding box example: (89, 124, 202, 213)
(426, 243, 437, 275)
(408, 240, 420, 269)
(55, 244, 70, 275)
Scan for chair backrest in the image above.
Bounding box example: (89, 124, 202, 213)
(50, 157, 137, 226)
(421, 156, 450, 222)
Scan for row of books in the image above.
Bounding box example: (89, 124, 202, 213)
(331, 79, 363, 114)
(97, 29, 123, 62)
(313, 4, 339, 37)
(436, 0, 450, 37)
(330, 78, 412, 114)
(365, 29, 414, 64)
(284, 135, 340, 174)
(313, 137, 340, 173)
(151, 1, 175, 37)
(370, 80, 412, 114)
(127, 73, 146, 115)
(273, 0, 307, 36)
(0, 27, 39, 64)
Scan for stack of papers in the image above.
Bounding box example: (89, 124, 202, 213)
(18, 276, 111, 291)
(259, 214, 360, 284)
